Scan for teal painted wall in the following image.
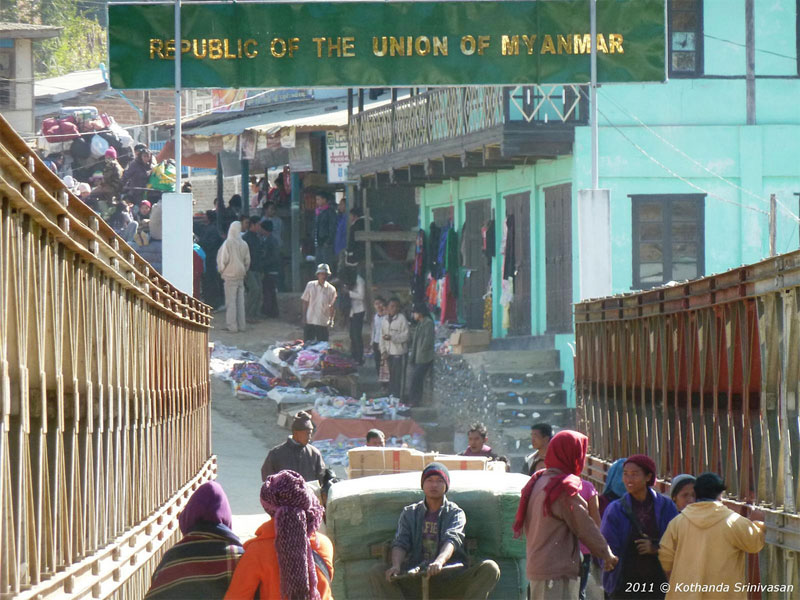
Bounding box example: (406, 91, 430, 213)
(416, 0, 800, 411)
(419, 158, 578, 407)
(573, 123, 800, 293)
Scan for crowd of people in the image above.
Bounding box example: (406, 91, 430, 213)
(43, 144, 189, 275)
(145, 411, 768, 600)
(194, 193, 288, 328)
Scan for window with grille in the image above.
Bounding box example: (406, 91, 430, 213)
(669, 0, 703, 77)
(631, 194, 705, 289)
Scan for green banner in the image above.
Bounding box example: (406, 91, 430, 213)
(108, 0, 665, 89)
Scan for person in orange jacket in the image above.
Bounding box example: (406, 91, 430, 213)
(224, 470, 333, 600)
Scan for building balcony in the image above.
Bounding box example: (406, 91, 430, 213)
(348, 85, 588, 184)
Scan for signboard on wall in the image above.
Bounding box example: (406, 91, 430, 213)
(325, 130, 350, 183)
(108, 0, 666, 89)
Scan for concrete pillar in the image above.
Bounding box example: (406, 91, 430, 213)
(161, 192, 194, 294)
(577, 189, 612, 300)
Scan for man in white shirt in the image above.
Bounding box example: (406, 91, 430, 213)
(380, 298, 409, 398)
(371, 296, 387, 375)
(301, 264, 337, 342)
(343, 270, 367, 364)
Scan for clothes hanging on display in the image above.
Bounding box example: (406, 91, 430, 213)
(503, 214, 516, 280)
(445, 227, 459, 298)
(483, 292, 493, 333)
(440, 274, 458, 323)
(429, 222, 443, 279)
(411, 229, 427, 303)
(437, 225, 450, 278)
(482, 219, 495, 267)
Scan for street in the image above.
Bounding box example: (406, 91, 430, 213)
(209, 314, 304, 536)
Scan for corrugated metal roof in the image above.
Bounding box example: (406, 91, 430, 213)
(35, 69, 106, 99)
(184, 97, 392, 137)
(0, 22, 61, 39)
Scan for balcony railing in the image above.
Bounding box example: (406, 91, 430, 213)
(349, 84, 588, 164)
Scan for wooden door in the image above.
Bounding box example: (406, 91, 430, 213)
(544, 183, 573, 333)
(462, 199, 491, 329)
(504, 192, 531, 336)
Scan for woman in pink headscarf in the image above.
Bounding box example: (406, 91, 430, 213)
(514, 430, 618, 600)
(225, 470, 333, 600)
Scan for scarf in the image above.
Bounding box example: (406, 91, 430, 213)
(512, 430, 588, 538)
(260, 470, 325, 600)
(178, 481, 233, 535)
(603, 458, 627, 498)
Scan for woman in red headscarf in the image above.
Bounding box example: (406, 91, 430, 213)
(513, 430, 617, 600)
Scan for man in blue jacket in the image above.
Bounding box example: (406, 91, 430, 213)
(370, 463, 500, 599)
(601, 454, 678, 599)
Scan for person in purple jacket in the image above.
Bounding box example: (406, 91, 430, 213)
(600, 454, 678, 599)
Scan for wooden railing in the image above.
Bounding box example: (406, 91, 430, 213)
(0, 114, 214, 599)
(349, 84, 588, 163)
(575, 252, 800, 590)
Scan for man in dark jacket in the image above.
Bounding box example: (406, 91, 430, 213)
(260, 411, 325, 482)
(122, 144, 154, 204)
(242, 217, 264, 323)
(370, 462, 500, 599)
(314, 192, 337, 270)
(346, 208, 367, 265)
(408, 302, 435, 406)
(259, 218, 281, 318)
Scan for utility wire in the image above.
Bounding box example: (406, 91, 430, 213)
(703, 34, 797, 62)
(597, 89, 800, 224)
(576, 88, 769, 217)
(24, 88, 274, 142)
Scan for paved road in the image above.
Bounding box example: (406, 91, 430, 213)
(208, 313, 305, 539)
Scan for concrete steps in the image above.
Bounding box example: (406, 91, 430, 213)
(465, 347, 569, 460)
(484, 369, 564, 388)
(491, 386, 566, 405)
(463, 349, 560, 372)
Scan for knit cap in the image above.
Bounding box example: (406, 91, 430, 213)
(291, 410, 314, 431)
(624, 454, 657, 486)
(421, 462, 450, 492)
(670, 474, 696, 499)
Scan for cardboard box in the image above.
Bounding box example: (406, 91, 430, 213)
(347, 447, 428, 478)
(449, 329, 491, 354)
(430, 454, 489, 471)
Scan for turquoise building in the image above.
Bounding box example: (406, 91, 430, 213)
(348, 0, 800, 407)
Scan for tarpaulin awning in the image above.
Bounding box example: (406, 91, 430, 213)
(311, 410, 425, 442)
(155, 139, 217, 169)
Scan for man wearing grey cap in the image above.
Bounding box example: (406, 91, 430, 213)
(301, 264, 337, 342)
(260, 411, 326, 482)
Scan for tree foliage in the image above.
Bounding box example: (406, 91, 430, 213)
(0, 0, 107, 77)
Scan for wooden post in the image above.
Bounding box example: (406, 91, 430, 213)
(769, 193, 777, 257)
(391, 88, 398, 153)
(143, 91, 151, 145)
(216, 154, 224, 233)
(363, 186, 372, 300)
(241, 158, 250, 217)
(746, 0, 755, 125)
(291, 171, 302, 291)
